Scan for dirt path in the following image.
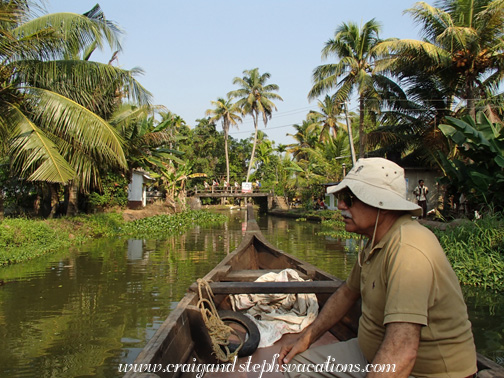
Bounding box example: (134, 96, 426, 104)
(120, 202, 176, 222)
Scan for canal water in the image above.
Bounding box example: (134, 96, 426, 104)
(0, 209, 502, 377)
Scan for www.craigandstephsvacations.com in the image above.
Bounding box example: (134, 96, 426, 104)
(118, 354, 397, 377)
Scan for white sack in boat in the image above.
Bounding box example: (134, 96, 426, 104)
(230, 268, 318, 348)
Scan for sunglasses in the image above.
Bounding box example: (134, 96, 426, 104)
(337, 190, 357, 207)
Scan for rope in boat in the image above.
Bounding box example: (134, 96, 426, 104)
(196, 278, 243, 362)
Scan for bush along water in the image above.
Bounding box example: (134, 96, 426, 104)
(432, 215, 504, 291)
(318, 211, 358, 242)
(118, 210, 228, 239)
(0, 210, 228, 266)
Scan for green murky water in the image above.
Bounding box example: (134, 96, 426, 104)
(0, 209, 502, 377)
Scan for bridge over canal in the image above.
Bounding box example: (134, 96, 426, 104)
(188, 188, 274, 211)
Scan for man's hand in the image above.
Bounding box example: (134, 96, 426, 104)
(278, 283, 360, 365)
(278, 333, 311, 365)
(277, 283, 360, 366)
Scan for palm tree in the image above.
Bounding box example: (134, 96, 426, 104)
(374, 0, 504, 119)
(228, 68, 283, 182)
(286, 118, 322, 162)
(206, 97, 242, 185)
(159, 111, 186, 151)
(251, 130, 274, 181)
(0, 2, 150, 215)
(307, 95, 346, 142)
(308, 19, 395, 158)
(110, 104, 174, 172)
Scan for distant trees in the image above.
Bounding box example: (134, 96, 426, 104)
(228, 68, 283, 181)
(4, 1, 504, 217)
(308, 19, 396, 157)
(206, 98, 242, 185)
(308, 95, 346, 142)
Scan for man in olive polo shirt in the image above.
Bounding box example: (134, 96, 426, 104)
(279, 158, 477, 377)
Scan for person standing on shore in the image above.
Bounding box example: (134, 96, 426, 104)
(413, 179, 428, 219)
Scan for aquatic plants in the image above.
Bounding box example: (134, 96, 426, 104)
(0, 210, 228, 266)
(0, 217, 67, 265)
(318, 219, 356, 241)
(433, 215, 504, 291)
(319, 211, 356, 241)
(119, 211, 228, 238)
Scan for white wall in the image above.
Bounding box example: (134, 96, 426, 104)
(128, 171, 145, 202)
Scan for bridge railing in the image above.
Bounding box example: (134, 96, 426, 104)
(187, 187, 273, 196)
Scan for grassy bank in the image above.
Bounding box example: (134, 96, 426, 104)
(0, 211, 227, 266)
(432, 215, 504, 291)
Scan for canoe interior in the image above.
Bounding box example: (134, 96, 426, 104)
(125, 209, 504, 378)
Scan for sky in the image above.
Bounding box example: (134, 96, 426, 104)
(45, 0, 423, 145)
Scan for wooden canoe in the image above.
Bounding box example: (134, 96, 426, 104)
(125, 205, 504, 378)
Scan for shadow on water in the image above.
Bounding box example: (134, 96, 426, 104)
(0, 209, 502, 377)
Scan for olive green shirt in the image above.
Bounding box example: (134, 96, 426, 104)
(346, 215, 477, 377)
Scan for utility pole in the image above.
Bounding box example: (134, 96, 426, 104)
(344, 102, 357, 165)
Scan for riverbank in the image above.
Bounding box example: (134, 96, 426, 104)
(0, 205, 227, 266)
(2, 205, 503, 291)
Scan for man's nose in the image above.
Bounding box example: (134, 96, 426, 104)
(337, 199, 347, 210)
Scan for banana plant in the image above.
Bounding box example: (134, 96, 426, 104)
(437, 112, 504, 209)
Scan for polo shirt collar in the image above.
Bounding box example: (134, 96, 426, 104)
(362, 214, 414, 263)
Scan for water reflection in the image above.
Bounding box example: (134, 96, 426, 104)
(0, 227, 237, 377)
(463, 287, 504, 365)
(127, 239, 144, 260)
(0, 210, 502, 378)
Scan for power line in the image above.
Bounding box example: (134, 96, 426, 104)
(229, 122, 301, 136)
(220, 96, 504, 136)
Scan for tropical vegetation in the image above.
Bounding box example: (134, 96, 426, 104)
(228, 68, 283, 182)
(308, 18, 400, 158)
(1, 0, 504, 287)
(0, 1, 150, 218)
(433, 215, 504, 291)
(205, 98, 242, 186)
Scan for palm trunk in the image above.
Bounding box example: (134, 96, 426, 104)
(48, 184, 60, 219)
(246, 112, 259, 182)
(358, 96, 365, 158)
(0, 189, 4, 220)
(66, 181, 78, 216)
(33, 190, 41, 216)
(224, 123, 230, 184)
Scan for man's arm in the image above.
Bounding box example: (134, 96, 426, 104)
(367, 322, 421, 378)
(278, 282, 360, 364)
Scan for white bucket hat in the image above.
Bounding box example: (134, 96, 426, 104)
(327, 158, 422, 216)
